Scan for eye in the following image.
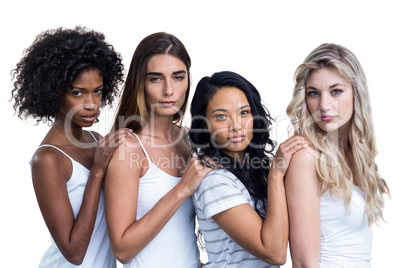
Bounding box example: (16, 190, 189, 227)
(149, 76, 162, 82)
(214, 114, 227, 120)
(307, 91, 319, 97)
(240, 109, 251, 116)
(72, 91, 83, 96)
(331, 89, 343, 95)
(94, 88, 103, 94)
(174, 75, 185, 81)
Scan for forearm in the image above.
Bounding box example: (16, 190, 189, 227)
(112, 185, 189, 264)
(261, 171, 288, 262)
(61, 171, 103, 264)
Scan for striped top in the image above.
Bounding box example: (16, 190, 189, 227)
(193, 169, 279, 268)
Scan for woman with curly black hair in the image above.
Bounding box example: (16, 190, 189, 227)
(11, 26, 132, 268)
(189, 71, 308, 267)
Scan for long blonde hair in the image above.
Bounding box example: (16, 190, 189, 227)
(286, 43, 389, 225)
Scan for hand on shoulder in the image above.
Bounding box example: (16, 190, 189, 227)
(92, 128, 135, 174)
(289, 145, 317, 167)
(270, 135, 310, 179)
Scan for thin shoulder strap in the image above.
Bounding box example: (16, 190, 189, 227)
(86, 130, 98, 143)
(132, 133, 151, 162)
(37, 144, 74, 162)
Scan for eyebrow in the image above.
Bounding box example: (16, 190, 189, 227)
(72, 84, 103, 90)
(306, 83, 346, 90)
(329, 83, 346, 88)
(211, 104, 250, 113)
(146, 70, 187, 76)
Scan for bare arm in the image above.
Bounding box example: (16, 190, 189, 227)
(285, 147, 321, 268)
(212, 136, 308, 265)
(105, 137, 211, 264)
(31, 129, 129, 265)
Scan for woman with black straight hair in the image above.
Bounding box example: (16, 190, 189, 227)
(190, 71, 308, 267)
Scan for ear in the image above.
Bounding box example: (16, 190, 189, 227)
(189, 71, 192, 88)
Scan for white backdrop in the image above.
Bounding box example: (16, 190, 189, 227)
(1, 0, 400, 267)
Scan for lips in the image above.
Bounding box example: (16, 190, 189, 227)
(81, 114, 97, 123)
(228, 135, 246, 143)
(320, 115, 337, 122)
(159, 101, 177, 107)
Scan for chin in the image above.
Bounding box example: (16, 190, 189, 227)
(155, 108, 180, 117)
(317, 123, 338, 132)
(227, 145, 247, 155)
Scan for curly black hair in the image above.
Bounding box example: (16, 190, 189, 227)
(11, 26, 124, 124)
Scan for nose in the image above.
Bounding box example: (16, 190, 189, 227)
(230, 116, 242, 131)
(319, 93, 332, 112)
(83, 94, 97, 110)
(163, 79, 174, 96)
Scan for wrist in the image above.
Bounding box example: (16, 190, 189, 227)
(89, 165, 106, 182)
(173, 183, 191, 200)
(268, 170, 285, 182)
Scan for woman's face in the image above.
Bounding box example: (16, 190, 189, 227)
(305, 67, 354, 135)
(59, 68, 103, 128)
(144, 54, 188, 118)
(206, 87, 253, 160)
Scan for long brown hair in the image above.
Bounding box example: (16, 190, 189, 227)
(112, 32, 191, 132)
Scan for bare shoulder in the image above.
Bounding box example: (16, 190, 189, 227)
(286, 146, 317, 185)
(31, 147, 70, 183)
(31, 147, 65, 169)
(109, 133, 145, 165)
(291, 146, 317, 166)
(121, 134, 144, 153)
(105, 133, 144, 185)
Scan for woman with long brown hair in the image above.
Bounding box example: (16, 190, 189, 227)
(105, 32, 211, 267)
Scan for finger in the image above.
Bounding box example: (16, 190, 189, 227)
(193, 157, 204, 169)
(99, 133, 126, 150)
(280, 135, 308, 147)
(103, 128, 133, 144)
(201, 166, 213, 176)
(280, 137, 309, 152)
(112, 133, 128, 146)
(285, 143, 309, 156)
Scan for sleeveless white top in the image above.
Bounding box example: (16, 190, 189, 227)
(124, 132, 199, 268)
(32, 132, 116, 268)
(319, 185, 372, 267)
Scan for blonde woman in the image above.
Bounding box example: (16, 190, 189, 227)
(286, 43, 389, 267)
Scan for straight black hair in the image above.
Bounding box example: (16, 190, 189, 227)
(189, 71, 276, 218)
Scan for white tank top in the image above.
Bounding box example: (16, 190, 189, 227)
(124, 132, 200, 268)
(32, 132, 116, 268)
(319, 185, 372, 267)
